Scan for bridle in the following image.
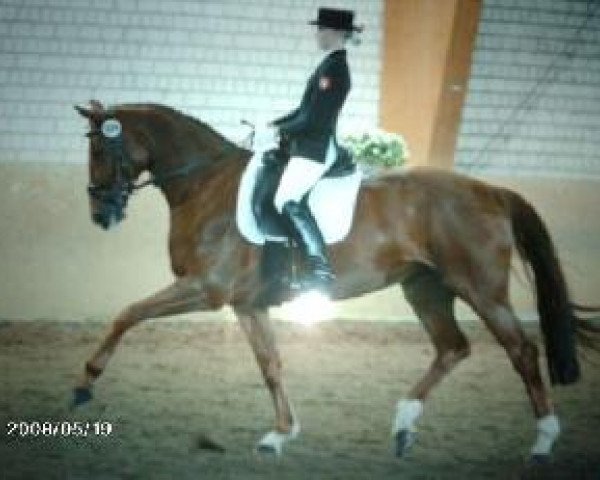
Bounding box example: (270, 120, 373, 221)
(86, 117, 235, 207)
(86, 118, 136, 212)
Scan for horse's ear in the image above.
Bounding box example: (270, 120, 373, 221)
(74, 105, 93, 118)
(89, 99, 104, 111)
(74, 99, 105, 120)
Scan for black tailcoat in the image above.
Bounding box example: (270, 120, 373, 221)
(272, 49, 351, 162)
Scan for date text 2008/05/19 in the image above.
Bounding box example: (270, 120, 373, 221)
(6, 421, 113, 438)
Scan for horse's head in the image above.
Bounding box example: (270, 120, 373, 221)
(75, 100, 150, 230)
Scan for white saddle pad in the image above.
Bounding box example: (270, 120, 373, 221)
(236, 151, 362, 245)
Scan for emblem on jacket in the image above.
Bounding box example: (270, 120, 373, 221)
(319, 76, 331, 90)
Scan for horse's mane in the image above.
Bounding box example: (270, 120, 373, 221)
(112, 103, 236, 148)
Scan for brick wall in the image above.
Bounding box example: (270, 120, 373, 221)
(5, 1, 598, 176)
(456, 0, 600, 177)
(0, 0, 383, 163)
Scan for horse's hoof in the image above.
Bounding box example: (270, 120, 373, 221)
(528, 453, 550, 465)
(71, 387, 93, 409)
(394, 429, 416, 457)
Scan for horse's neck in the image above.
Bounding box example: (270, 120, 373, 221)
(133, 107, 250, 209)
(156, 143, 249, 210)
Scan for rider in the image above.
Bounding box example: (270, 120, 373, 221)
(269, 7, 362, 292)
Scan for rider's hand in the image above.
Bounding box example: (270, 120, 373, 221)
(266, 123, 280, 142)
(252, 124, 279, 151)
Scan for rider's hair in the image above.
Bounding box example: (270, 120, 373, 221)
(344, 28, 363, 46)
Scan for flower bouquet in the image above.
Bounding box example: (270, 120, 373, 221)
(342, 129, 409, 171)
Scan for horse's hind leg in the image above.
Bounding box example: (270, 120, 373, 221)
(234, 307, 299, 455)
(468, 299, 558, 461)
(73, 278, 209, 407)
(394, 267, 470, 456)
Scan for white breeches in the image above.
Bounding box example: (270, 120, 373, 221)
(273, 139, 336, 213)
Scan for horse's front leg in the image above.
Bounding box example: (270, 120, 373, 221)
(73, 277, 209, 407)
(234, 307, 300, 455)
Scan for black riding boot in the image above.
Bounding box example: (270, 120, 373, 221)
(281, 200, 335, 291)
(255, 240, 293, 307)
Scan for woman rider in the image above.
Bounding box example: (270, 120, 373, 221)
(270, 7, 362, 292)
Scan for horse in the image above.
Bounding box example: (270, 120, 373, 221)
(73, 100, 599, 461)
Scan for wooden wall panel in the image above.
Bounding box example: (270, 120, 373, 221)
(380, 0, 481, 167)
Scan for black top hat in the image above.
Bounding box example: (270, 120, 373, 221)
(309, 7, 363, 32)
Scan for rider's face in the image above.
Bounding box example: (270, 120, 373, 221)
(316, 27, 343, 50)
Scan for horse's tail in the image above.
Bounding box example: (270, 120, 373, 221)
(506, 190, 600, 385)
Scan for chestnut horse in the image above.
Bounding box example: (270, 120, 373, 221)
(74, 101, 598, 461)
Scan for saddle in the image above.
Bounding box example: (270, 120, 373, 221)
(251, 143, 357, 239)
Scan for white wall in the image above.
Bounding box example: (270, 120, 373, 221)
(456, 0, 600, 177)
(0, 0, 383, 164)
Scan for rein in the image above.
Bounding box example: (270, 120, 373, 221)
(133, 146, 235, 191)
(132, 158, 206, 191)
